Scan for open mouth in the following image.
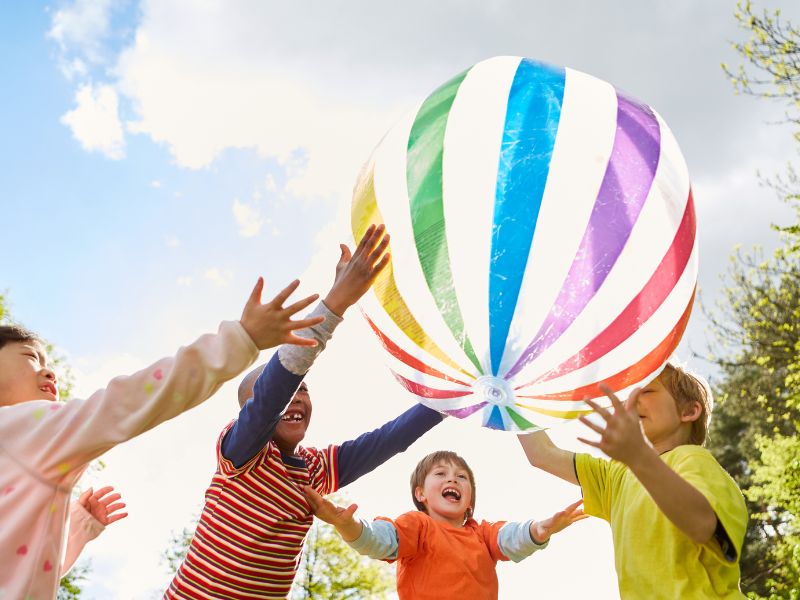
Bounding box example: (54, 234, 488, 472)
(442, 487, 461, 502)
(281, 411, 304, 423)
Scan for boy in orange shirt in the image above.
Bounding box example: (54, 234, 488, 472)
(304, 450, 585, 600)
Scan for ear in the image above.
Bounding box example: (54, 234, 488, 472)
(679, 400, 702, 423)
(414, 486, 426, 503)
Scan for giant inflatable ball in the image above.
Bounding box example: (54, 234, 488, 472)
(352, 56, 697, 432)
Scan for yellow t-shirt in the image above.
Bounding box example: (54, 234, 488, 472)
(576, 445, 747, 599)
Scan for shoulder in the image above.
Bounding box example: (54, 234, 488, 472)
(663, 444, 719, 469)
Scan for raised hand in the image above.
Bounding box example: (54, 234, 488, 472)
(530, 499, 587, 544)
(240, 278, 326, 350)
(577, 385, 651, 465)
(323, 224, 391, 316)
(77, 486, 128, 527)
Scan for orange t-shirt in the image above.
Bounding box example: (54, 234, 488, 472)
(376, 511, 509, 600)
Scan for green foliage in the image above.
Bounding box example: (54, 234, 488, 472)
(705, 249, 800, 596)
(58, 562, 90, 599)
(712, 7, 800, 594)
(723, 1, 800, 134)
(291, 516, 395, 600)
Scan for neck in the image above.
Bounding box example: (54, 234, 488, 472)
(426, 511, 465, 528)
(650, 428, 692, 455)
(277, 442, 299, 456)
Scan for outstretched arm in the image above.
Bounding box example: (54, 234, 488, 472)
(337, 404, 444, 488)
(222, 225, 391, 467)
(517, 430, 579, 485)
(303, 487, 399, 559)
(498, 499, 586, 562)
(578, 386, 717, 544)
(10, 278, 319, 481)
(221, 305, 338, 468)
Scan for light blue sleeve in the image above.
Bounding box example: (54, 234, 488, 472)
(497, 520, 549, 562)
(347, 519, 399, 560)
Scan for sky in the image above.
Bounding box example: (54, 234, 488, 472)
(2, 1, 800, 598)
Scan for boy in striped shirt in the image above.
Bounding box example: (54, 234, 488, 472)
(165, 225, 445, 599)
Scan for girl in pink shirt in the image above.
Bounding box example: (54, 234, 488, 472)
(0, 277, 321, 599)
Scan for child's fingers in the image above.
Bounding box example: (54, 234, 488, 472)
(106, 512, 129, 524)
(302, 485, 322, 506)
(577, 436, 601, 449)
(269, 279, 301, 308)
(283, 294, 321, 317)
(105, 502, 126, 514)
(373, 252, 391, 276)
(286, 315, 325, 331)
(99, 493, 122, 507)
(338, 244, 352, 265)
(77, 487, 93, 506)
(247, 277, 265, 307)
(353, 224, 377, 258)
(284, 334, 319, 347)
(92, 486, 116, 501)
(583, 398, 612, 423)
(367, 235, 391, 265)
(598, 383, 624, 412)
(356, 224, 383, 258)
(578, 415, 605, 436)
(344, 504, 358, 519)
(563, 499, 584, 512)
(625, 388, 642, 414)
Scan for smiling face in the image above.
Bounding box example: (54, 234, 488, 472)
(0, 340, 58, 406)
(414, 458, 475, 528)
(272, 382, 312, 455)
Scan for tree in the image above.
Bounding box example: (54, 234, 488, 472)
(705, 249, 800, 597)
(162, 495, 395, 599)
(291, 518, 395, 600)
(706, 5, 800, 595)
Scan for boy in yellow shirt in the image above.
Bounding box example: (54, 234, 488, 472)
(518, 364, 748, 599)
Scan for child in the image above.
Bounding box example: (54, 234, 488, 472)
(304, 450, 586, 600)
(0, 276, 321, 599)
(517, 364, 748, 599)
(164, 225, 447, 599)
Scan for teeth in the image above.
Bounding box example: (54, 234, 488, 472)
(442, 488, 461, 500)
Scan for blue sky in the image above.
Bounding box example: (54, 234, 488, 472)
(2, 1, 800, 598)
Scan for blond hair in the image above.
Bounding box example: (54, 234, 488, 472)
(658, 363, 712, 445)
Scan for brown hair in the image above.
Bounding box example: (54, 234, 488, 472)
(410, 450, 476, 519)
(658, 363, 711, 446)
(0, 324, 42, 351)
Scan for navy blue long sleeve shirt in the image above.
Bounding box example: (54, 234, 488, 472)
(221, 352, 443, 486)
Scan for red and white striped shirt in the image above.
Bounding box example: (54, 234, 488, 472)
(164, 422, 338, 599)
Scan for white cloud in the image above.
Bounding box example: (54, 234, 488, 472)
(48, 0, 114, 72)
(176, 276, 192, 286)
(150, 179, 162, 188)
(232, 198, 264, 238)
(165, 235, 180, 248)
(61, 83, 125, 159)
(107, 1, 403, 201)
(203, 268, 232, 287)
